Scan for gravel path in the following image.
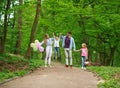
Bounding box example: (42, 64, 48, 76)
(0, 63, 99, 88)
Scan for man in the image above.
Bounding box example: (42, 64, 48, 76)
(62, 32, 76, 68)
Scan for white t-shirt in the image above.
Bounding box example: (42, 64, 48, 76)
(54, 38, 60, 47)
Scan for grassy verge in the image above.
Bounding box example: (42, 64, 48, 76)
(87, 66, 120, 88)
(0, 53, 44, 83)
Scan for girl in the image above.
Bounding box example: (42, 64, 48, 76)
(53, 33, 61, 61)
(75, 43, 88, 70)
(42, 34, 53, 67)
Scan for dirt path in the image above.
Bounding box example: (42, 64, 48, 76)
(0, 63, 99, 88)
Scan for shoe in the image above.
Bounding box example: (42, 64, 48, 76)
(84, 68, 86, 70)
(45, 65, 47, 67)
(65, 65, 68, 68)
(81, 67, 84, 69)
(70, 65, 72, 68)
(49, 65, 52, 68)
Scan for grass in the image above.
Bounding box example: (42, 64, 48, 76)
(87, 66, 120, 88)
(0, 53, 44, 83)
(1, 53, 120, 88)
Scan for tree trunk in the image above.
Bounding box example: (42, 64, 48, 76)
(106, 47, 116, 66)
(0, 0, 11, 53)
(14, 0, 23, 54)
(24, 0, 41, 58)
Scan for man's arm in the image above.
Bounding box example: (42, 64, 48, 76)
(72, 38, 76, 50)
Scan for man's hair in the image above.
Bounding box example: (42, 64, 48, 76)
(68, 31, 72, 35)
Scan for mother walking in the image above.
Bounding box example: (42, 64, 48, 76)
(42, 34, 53, 67)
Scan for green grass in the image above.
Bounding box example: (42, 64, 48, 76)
(87, 66, 120, 88)
(0, 53, 44, 83)
(1, 53, 120, 88)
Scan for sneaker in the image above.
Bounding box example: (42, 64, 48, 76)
(65, 65, 68, 68)
(81, 67, 84, 69)
(70, 65, 72, 68)
(84, 68, 86, 70)
(45, 65, 47, 67)
(48, 65, 52, 68)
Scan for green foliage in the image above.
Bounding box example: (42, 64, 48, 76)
(0, 71, 15, 82)
(1, 0, 119, 66)
(1, 0, 120, 87)
(15, 70, 28, 76)
(29, 59, 44, 70)
(98, 79, 120, 88)
(88, 66, 120, 88)
(0, 53, 44, 83)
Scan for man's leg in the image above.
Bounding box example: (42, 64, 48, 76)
(64, 49, 69, 67)
(69, 50, 72, 67)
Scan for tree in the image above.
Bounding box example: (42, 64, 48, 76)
(25, 0, 41, 58)
(14, 0, 23, 54)
(0, 0, 11, 53)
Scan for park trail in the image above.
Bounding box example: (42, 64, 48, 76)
(0, 62, 100, 88)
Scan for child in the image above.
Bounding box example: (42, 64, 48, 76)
(53, 33, 61, 61)
(75, 43, 88, 70)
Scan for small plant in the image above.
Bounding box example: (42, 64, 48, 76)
(87, 66, 120, 88)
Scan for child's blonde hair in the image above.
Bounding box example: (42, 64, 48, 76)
(82, 43, 87, 48)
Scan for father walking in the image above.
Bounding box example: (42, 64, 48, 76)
(62, 32, 76, 68)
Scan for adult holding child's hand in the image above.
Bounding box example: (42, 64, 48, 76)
(62, 32, 76, 68)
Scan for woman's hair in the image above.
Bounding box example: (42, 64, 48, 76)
(44, 34, 49, 44)
(44, 34, 49, 39)
(82, 43, 87, 47)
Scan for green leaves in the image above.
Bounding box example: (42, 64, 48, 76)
(88, 66, 120, 88)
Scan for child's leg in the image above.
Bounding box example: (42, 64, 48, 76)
(54, 47, 57, 59)
(56, 47, 61, 60)
(81, 56, 85, 68)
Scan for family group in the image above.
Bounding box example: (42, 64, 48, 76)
(31, 32, 88, 70)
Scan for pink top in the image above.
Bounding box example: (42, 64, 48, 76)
(80, 48, 88, 56)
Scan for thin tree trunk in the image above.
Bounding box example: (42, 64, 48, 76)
(0, 0, 11, 53)
(10, 1, 16, 53)
(14, 0, 23, 54)
(106, 47, 116, 66)
(25, 0, 41, 58)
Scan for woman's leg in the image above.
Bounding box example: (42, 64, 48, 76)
(48, 46, 52, 66)
(45, 46, 49, 66)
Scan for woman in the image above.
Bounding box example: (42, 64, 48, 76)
(42, 34, 53, 67)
